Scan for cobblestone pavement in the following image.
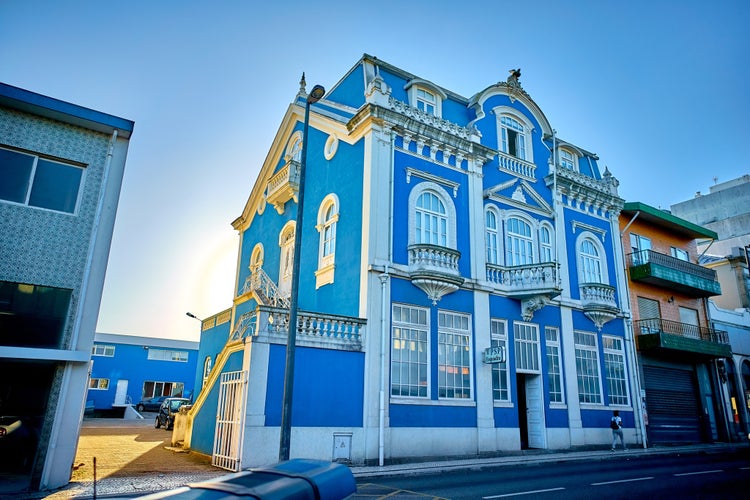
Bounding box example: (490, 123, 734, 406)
(33, 415, 227, 499)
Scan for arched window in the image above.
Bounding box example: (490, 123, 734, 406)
(500, 116, 527, 160)
(315, 194, 339, 287)
(250, 243, 264, 273)
(278, 221, 296, 297)
(505, 217, 533, 266)
(202, 356, 212, 389)
(540, 225, 553, 262)
(416, 191, 447, 246)
(580, 238, 603, 283)
(285, 132, 303, 162)
(485, 209, 499, 264)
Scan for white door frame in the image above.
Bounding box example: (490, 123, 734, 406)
(525, 374, 547, 449)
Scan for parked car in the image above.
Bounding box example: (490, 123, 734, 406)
(155, 398, 191, 430)
(136, 395, 170, 413)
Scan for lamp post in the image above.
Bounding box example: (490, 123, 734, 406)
(186, 312, 202, 321)
(279, 80, 325, 462)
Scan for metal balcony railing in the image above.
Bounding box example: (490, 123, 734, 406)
(628, 249, 717, 281)
(240, 268, 290, 308)
(635, 318, 729, 345)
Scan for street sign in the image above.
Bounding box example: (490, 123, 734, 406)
(483, 345, 506, 364)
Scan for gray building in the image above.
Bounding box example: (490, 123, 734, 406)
(0, 83, 133, 493)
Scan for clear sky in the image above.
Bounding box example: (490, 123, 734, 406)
(1, 1, 748, 341)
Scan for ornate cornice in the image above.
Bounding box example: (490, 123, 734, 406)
(545, 167, 624, 217)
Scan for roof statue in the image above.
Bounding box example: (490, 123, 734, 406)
(507, 68, 522, 87)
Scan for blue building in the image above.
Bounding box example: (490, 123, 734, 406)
(184, 55, 642, 470)
(88, 333, 199, 410)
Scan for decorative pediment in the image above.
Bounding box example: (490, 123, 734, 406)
(484, 179, 553, 216)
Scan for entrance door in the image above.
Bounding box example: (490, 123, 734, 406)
(516, 374, 546, 449)
(114, 379, 129, 406)
(525, 374, 546, 449)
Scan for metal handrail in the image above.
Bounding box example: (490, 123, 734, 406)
(627, 249, 717, 281)
(635, 318, 729, 344)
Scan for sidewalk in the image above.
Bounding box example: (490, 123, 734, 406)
(14, 419, 748, 499)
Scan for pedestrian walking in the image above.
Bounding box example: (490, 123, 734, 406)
(610, 410, 626, 451)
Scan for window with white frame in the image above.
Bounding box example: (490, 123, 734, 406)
(315, 194, 339, 287)
(438, 311, 472, 399)
(416, 191, 447, 246)
(500, 115, 527, 160)
(574, 331, 602, 404)
(545, 327, 564, 404)
(485, 209, 499, 264)
(491, 319, 510, 402)
(540, 224, 553, 263)
(630, 233, 651, 266)
(202, 356, 212, 389)
(416, 88, 436, 115)
(559, 149, 577, 170)
(89, 378, 109, 390)
(278, 222, 295, 297)
(0, 146, 85, 214)
(671, 247, 689, 261)
(92, 344, 115, 357)
(284, 132, 303, 162)
(409, 182, 456, 251)
(514, 322, 540, 372)
(405, 81, 444, 118)
(506, 217, 534, 266)
(391, 304, 429, 398)
(579, 237, 604, 283)
(147, 349, 188, 362)
(603, 335, 629, 406)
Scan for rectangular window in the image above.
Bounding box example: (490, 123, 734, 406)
(92, 344, 115, 357)
(416, 88, 436, 115)
(0, 280, 72, 349)
(0, 146, 84, 214)
(438, 311, 472, 399)
(142, 381, 184, 399)
(89, 378, 109, 390)
(491, 319, 510, 402)
(391, 304, 429, 398)
(514, 322, 540, 373)
(147, 349, 189, 362)
(574, 331, 602, 404)
(603, 335, 629, 406)
(559, 150, 576, 170)
(671, 247, 689, 261)
(629, 233, 651, 265)
(545, 327, 564, 404)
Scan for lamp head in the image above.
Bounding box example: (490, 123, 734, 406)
(307, 85, 325, 104)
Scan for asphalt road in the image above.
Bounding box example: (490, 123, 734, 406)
(353, 450, 750, 499)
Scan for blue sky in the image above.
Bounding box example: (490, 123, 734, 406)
(1, 1, 748, 341)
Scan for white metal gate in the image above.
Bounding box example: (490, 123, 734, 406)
(212, 370, 247, 471)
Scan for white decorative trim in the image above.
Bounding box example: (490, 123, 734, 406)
(405, 167, 460, 198)
(572, 221, 607, 243)
(324, 134, 338, 160)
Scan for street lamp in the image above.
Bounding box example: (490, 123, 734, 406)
(186, 312, 202, 321)
(279, 78, 325, 462)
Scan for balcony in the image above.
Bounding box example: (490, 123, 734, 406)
(266, 159, 300, 214)
(580, 283, 620, 330)
(407, 244, 464, 304)
(230, 306, 365, 351)
(635, 318, 731, 358)
(497, 151, 536, 180)
(240, 268, 290, 308)
(628, 250, 721, 297)
(486, 262, 561, 320)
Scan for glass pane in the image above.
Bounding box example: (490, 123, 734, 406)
(0, 148, 34, 203)
(29, 159, 82, 213)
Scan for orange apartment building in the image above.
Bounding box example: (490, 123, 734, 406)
(619, 202, 731, 445)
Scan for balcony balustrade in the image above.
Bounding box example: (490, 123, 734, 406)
(230, 306, 364, 351)
(579, 283, 619, 330)
(407, 244, 464, 304)
(497, 151, 536, 180)
(266, 160, 300, 214)
(634, 317, 731, 358)
(628, 249, 721, 297)
(486, 261, 559, 298)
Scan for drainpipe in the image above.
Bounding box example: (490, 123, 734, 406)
(378, 268, 389, 467)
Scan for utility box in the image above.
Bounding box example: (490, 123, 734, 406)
(140, 458, 356, 499)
